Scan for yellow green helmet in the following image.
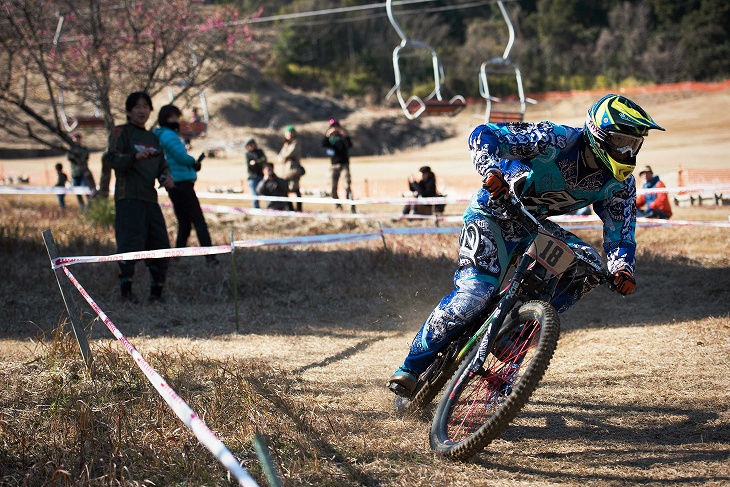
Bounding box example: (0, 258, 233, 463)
(585, 94, 664, 181)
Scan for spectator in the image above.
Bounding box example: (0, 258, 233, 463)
(636, 166, 672, 219)
(245, 137, 267, 209)
(322, 118, 353, 209)
(66, 132, 96, 206)
(54, 163, 69, 210)
(191, 107, 202, 123)
(403, 165, 443, 215)
(108, 91, 174, 304)
(98, 149, 111, 199)
(276, 125, 304, 212)
(256, 163, 290, 210)
(153, 104, 218, 266)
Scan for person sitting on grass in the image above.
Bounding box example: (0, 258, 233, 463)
(256, 163, 290, 211)
(636, 165, 672, 219)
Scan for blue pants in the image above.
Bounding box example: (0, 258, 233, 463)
(72, 175, 88, 206)
(248, 177, 263, 209)
(401, 212, 602, 375)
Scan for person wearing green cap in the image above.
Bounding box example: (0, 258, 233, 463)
(322, 118, 353, 209)
(277, 125, 304, 211)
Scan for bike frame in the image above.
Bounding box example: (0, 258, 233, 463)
(458, 197, 589, 371)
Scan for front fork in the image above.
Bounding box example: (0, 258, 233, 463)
(464, 255, 532, 373)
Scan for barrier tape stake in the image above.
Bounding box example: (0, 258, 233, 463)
(252, 434, 283, 487)
(231, 229, 239, 333)
(42, 229, 93, 371)
(377, 222, 396, 278)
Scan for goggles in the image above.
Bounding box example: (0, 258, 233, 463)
(587, 118, 644, 162)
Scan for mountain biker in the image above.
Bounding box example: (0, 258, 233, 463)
(388, 94, 664, 397)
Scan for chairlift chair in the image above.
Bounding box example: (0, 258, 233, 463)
(168, 45, 210, 139)
(477, 1, 536, 124)
(58, 88, 106, 132)
(385, 0, 466, 120)
(168, 85, 209, 139)
(54, 15, 106, 132)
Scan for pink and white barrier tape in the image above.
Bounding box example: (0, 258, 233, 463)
(52, 233, 382, 268)
(7, 183, 727, 199)
(61, 266, 259, 487)
(53, 244, 234, 268)
(0, 185, 95, 195)
(51, 216, 727, 269)
(186, 202, 464, 223)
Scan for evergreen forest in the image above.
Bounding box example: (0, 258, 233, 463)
(236, 0, 730, 99)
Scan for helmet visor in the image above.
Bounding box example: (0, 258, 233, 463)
(604, 131, 644, 162)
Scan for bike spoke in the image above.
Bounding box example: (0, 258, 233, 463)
(444, 318, 541, 443)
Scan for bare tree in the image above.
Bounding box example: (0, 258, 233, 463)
(0, 0, 251, 152)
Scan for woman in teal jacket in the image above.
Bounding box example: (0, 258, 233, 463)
(154, 104, 218, 265)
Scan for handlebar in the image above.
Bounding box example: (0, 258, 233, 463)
(499, 191, 616, 288)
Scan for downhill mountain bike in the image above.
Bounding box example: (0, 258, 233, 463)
(426, 195, 614, 460)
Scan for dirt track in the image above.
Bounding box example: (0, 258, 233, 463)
(1, 87, 729, 485)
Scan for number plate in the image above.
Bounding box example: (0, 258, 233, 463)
(526, 230, 576, 276)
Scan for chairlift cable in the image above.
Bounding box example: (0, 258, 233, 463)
(292, 0, 499, 27)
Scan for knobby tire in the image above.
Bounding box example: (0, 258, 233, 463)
(429, 301, 560, 460)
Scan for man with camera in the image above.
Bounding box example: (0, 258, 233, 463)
(108, 92, 175, 303)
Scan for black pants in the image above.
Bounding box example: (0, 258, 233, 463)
(166, 181, 213, 248)
(115, 199, 170, 289)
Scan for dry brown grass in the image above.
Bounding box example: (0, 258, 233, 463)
(1, 196, 728, 486)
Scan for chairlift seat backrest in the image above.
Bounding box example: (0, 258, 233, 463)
(179, 121, 207, 138)
(406, 97, 467, 117)
(74, 116, 106, 128)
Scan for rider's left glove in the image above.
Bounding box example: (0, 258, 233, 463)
(612, 269, 636, 296)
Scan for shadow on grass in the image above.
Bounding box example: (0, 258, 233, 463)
(3, 234, 728, 343)
(471, 398, 729, 484)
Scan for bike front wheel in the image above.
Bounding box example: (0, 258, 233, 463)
(429, 300, 560, 460)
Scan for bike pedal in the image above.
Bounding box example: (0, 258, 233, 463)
(388, 382, 414, 399)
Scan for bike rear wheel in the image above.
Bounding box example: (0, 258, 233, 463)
(429, 301, 560, 460)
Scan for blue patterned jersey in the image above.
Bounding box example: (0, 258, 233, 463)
(467, 121, 636, 274)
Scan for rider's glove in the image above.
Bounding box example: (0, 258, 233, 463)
(484, 171, 509, 199)
(612, 269, 636, 296)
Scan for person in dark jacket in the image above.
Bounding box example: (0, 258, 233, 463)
(403, 165, 439, 215)
(54, 163, 69, 209)
(245, 137, 267, 209)
(154, 104, 217, 266)
(256, 163, 290, 210)
(322, 119, 353, 209)
(108, 92, 174, 304)
(66, 132, 96, 206)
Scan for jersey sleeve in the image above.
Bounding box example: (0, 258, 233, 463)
(467, 122, 568, 178)
(593, 178, 637, 274)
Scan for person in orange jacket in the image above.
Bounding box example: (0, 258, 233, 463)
(636, 166, 672, 219)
